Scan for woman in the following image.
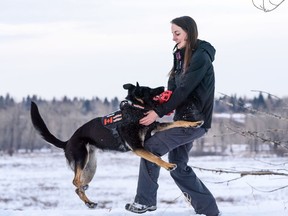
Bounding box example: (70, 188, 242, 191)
(125, 16, 220, 216)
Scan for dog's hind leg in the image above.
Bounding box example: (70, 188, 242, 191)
(72, 146, 98, 209)
(133, 149, 177, 171)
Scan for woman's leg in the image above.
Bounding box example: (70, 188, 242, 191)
(134, 158, 160, 206)
(133, 127, 207, 206)
(169, 143, 220, 216)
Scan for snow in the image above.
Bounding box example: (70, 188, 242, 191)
(213, 113, 246, 124)
(0, 151, 287, 216)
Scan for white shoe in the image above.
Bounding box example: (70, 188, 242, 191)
(125, 202, 157, 214)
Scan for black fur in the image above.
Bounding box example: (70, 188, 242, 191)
(30, 83, 181, 208)
(30, 83, 165, 160)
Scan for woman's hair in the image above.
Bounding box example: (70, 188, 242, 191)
(170, 16, 198, 75)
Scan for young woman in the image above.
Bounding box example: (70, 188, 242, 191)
(125, 16, 220, 216)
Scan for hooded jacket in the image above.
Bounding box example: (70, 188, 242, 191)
(154, 40, 216, 129)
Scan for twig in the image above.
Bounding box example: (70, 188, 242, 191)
(217, 92, 288, 121)
(251, 90, 288, 107)
(251, 90, 282, 101)
(225, 125, 288, 150)
(253, 158, 288, 166)
(191, 165, 288, 177)
(206, 176, 244, 184)
(252, 0, 286, 12)
(247, 182, 288, 192)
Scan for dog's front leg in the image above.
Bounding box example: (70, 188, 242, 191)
(73, 165, 97, 208)
(133, 149, 177, 171)
(155, 120, 204, 132)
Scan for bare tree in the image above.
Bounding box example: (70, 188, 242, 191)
(195, 92, 288, 192)
(252, 0, 286, 12)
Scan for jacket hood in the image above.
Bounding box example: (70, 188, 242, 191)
(197, 40, 216, 62)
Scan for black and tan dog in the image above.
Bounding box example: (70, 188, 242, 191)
(30, 83, 203, 208)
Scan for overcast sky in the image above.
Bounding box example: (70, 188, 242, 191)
(0, 0, 287, 101)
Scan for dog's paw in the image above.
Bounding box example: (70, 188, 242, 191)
(167, 164, 177, 171)
(85, 202, 98, 209)
(193, 120, 204, 128)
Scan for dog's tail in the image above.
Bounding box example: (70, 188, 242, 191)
(30, 101, 66, 149)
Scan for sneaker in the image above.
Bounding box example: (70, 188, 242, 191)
(125, 202, 157, 214)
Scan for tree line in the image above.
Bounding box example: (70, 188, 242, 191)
(0, 93, 287, 157)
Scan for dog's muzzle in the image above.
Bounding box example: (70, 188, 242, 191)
(120, 100, 145, 110)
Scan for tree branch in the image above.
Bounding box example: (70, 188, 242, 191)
(225, 125, 288, 150)
(191, 165, 288, 177)
(247, 182, 288, 192)
(252, 0, 286, 12)
(217, 92, 288, 121)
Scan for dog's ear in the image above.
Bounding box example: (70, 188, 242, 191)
(136, 82, 140, 87)
(123, 83, 135, 90)
(151, 86, 165, 96)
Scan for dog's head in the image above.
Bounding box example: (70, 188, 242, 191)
(123, 82, 165, 109)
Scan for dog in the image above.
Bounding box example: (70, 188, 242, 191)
(30, 82, 203, 208)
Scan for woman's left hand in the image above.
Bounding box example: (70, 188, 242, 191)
(139, 110, 159, 126)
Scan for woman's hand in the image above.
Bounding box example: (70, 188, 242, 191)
(139, 110, 159, 126)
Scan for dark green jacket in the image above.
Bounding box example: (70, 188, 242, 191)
(154, 40, 216, 129)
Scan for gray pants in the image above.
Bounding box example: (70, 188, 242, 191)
(134, 127, 219, 216)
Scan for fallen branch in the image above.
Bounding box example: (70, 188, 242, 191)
(191, 165, 288, 177)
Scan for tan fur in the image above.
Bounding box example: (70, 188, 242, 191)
(155, 120, 204, 132)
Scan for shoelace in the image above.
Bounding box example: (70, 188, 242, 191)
(130, 202, 146, 209)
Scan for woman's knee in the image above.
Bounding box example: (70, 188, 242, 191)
(144, 137, 169, 156)
(170, 164, 196, 178)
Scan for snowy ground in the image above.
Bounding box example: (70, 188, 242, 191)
(0, 150, 288, 216)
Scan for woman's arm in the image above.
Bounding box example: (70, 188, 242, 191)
(154, 51, 209, 117)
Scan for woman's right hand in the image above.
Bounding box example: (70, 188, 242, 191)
(139, 110, 159, 126)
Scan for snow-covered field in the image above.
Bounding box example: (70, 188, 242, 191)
(0, 150, 287, 216)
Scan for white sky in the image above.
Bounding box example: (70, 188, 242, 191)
(0, 0, 287, 101)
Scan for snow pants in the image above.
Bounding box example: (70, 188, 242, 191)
(134, 127, 220, 216)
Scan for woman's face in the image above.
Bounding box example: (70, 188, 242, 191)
(171, 23, 187, 49)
